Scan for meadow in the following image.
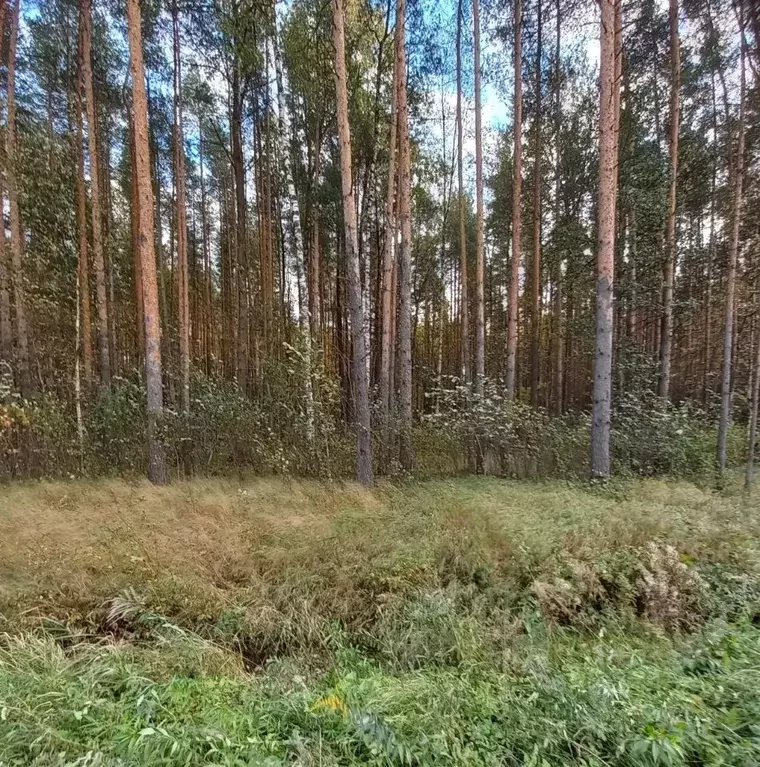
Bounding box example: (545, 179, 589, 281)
(1, 476, 759, 765)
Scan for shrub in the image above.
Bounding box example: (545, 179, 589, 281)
(426, 378, 736, 480)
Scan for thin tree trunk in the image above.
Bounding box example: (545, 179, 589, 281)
(0, 0, 9, 366)
(717, 26, 745, 479)
(232, 70, 248, 391)
(82, 0, 110, 385)
(473, 0, 485, 395)
(6, 0, 29, 397)
(332, 0, 373, 483)
(379, 37, 398, 432)
(746, 281, 760, 491)
(127, 0, 167, 484)
(199, 126, 212, 373)
(102, 113, 118, 376)
(274, 9, 314, 444)
(658, 0, 680, 401)
(530, 0, 542, 408)
(130, 106, 144, 369)
(551, 0, 562, 414)
(456, 0, 470, 385)
(591, 0, 620, 478)
(74, 31, 93, 387)
(309, 128, 322, 345)
(704, 71, 717, 407)
(172, 0, 190, 413)
(396, 0, 414, 471)
(506, 0, 523, 400)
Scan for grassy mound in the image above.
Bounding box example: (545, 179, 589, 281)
(1, 477, 759, 764)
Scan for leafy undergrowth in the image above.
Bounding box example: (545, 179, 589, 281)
(1, 476, 760, 765)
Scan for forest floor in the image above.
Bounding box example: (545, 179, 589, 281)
(1, 475, 760, 765)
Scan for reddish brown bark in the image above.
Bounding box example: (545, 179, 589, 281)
(591, 0, 621, 478)
(127, 0, 166, 483)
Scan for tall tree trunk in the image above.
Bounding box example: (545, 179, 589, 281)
(130, 105, 144, 370)
(127, 0, 167, 484)
(379, 37, 398, 433)
(231, 70, 248, 391)
(172, 0, 190, 413)
(102, 113, 118, 376)
(530, 0, 542, 408)
(590, 0, 620, 479)
(82, 0, 110, 386)
(308, 127, 322, 345)
(0, 180, 9, 367)
(396, 0, 415, 471)
(717, 26, 745, 479)
(74, 32, 93, 387)
(551, 0, 562, 414)
(332, 0, 373, 484)
(704, 71, 717, 407)
(6, 0, 29, 397)
(199, 127, 212, 374)
(274, 10, 314, 444)
(473, 0, 485, 395)
(658, 0, 680, 401)
(505, 0, 523, 400)
(0, 0, 9, 368)
(456, 0, 470, 385)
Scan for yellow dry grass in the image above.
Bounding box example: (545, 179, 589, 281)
(1, 474, 758, 631)
(0, 477, 381, 604)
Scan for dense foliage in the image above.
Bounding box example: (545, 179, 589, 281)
(0, 0, 756, 483)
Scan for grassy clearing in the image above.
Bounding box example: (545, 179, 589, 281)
(1, 476, 760, 765)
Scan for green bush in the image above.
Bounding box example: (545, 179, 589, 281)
(425, 379, 736, 481)
(0, 368, 749, 482)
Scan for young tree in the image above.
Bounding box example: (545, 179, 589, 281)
(505, 0, 522, 401)
(332, 0, 373, 484)
(127, 0, 166, 484)
(591, 0, 621, 478)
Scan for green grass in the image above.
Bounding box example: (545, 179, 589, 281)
(1, 476, 760, 765)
